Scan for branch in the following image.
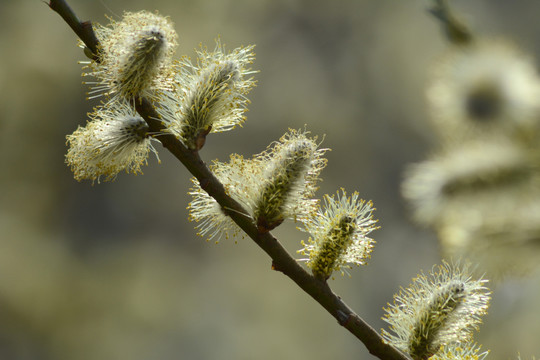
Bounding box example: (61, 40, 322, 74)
(428, 0, 472, 44)
(47, 1, 410, 359)
(47, 0, 99, 59)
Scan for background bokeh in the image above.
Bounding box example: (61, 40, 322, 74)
(1, 0, 540, 359)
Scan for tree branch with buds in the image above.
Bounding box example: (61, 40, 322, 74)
(47, 1, 495, 359)
(48, 1, 409, 359)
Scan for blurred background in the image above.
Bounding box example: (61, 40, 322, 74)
(1, 0, 540, 359)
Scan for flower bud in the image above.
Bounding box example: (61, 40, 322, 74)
(65, 101, 158, 183)
(402, 139, 535, 227)
(82, 11, 178, 101)
(298, 190, 378, 280)
(427, 39, 540, 143)
(188, 129, 326, 240)
(158, 41, 256, 150)
(382, 262, 491, 360)
(251, 129, 327, 231)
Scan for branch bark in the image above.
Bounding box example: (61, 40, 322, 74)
(47, 1, 410, 359)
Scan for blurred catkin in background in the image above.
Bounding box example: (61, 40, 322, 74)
(1, 0, 540, 359)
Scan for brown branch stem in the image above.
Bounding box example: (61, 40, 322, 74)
(48, 0, 100, 58)
(47, 1, 410, 359)
(428, 0, 472, 44)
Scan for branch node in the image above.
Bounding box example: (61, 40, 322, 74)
(271, 260, 283, 273)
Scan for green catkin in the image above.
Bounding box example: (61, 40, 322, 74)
(180, 61, 240, 149)
(310, 215, 356, 280)
(118, 28, 167, 98)
(255, 139, 314, 231)
(409, 281, 466, 360)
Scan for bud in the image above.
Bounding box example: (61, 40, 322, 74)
(437, 192, 540, 280)
(81, 11, 178, 100)
(250, 129, 327, 231)
(65, 101, 159, 183)
(297, 189, 378, 280)
(427, 39, 540, 143)
(188, 129, 326, 240)
(158, 40, 256, 150)
(402, 139, 535, 227)
(382, 262, 491, 360)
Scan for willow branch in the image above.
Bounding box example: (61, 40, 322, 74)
(48, 0, 99, 58)
(428, 0, 472, 44)
(47, 1, 410, 359)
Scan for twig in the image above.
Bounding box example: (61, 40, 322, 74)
(47, 0, 100, 59)
(428, 0, 472, 44)
(47, 1, 410, 359)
